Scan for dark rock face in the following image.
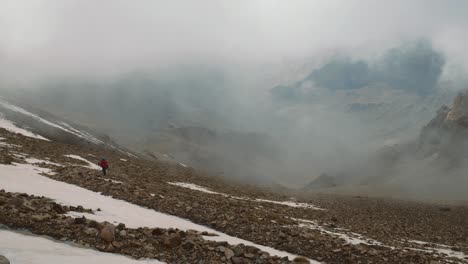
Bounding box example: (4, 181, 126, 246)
(419, 91, 468, 166)
(0, 255, 10, 264)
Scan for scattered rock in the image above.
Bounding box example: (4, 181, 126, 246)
(84, 228, 99, 236)
(73, 216, 87, 225)
(31, 214, 50, 222)
(163, 233, 182, 248)
(52, 203, 66, 214)
(225, 248, 235, 259)
(112, 241, 123, 249)
(232, 257, 245, 264)
(152, 228, 163, 236)
(217, 246, 226, 253)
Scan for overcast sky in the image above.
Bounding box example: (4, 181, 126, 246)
(1, 0, 468, 79)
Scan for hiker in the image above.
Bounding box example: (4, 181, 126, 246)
(98, 157, 109, 176)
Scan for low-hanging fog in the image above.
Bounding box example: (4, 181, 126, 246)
(2, 0, 468, 201)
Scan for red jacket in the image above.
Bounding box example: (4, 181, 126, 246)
(98, 160, 109, 169)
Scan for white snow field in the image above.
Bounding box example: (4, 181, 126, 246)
(168, 182, 323, 210)
(0, 229, 165, 264)
(0, 162, 318, 263)
(0, 116, 49, 141)
(64, 154, 101, 170)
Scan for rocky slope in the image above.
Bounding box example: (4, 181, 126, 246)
(0, 191, 297, 264)
(420, 90, 468, 164)
(0, 126, 467, 263)
(0, 97, 132, 154)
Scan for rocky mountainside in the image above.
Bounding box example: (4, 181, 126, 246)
(271, 41, 454, 148)
(0, 99, 467, 263)
(0, 97, 132, 154)
(420, 90, 468, 165)
(272, 83, 453, 148)
(300, 90, 468, 202)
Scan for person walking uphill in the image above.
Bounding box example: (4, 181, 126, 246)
(98, 157, 109, 176)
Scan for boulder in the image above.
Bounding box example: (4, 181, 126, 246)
(292, 256, 310, 264)
(163, 233, 182, 248)
(224, 248, 235, 259)
(100, 223, 116, 243)
(84, 228, 99, 236)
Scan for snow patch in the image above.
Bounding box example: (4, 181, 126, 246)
(168, 182, 323, 210)
(255, 199, 323, 210)
(0, 140, 22, 148)
(0, 116, 49, 141)
(25, 158, 62, 167)
(119, 150, 137, 158)
(403, 240, 467, 260)
(127, 152, 138, 158)
(120, 159, 127, 162)
(169, 182, 222, 195)
(64, 155, 101, 170)
(0, 163, 316, 262)
(59, 122, 104, 144)
(12, 153, 27, 158)
(178, 162, 188, 168)
(103, 178, 124, 184)
(295, 218, 384, 246)
(0, 229, 165, 264)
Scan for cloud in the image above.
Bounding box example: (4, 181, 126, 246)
(272, 40, 446, 98)
(1, 0, 468, 80)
